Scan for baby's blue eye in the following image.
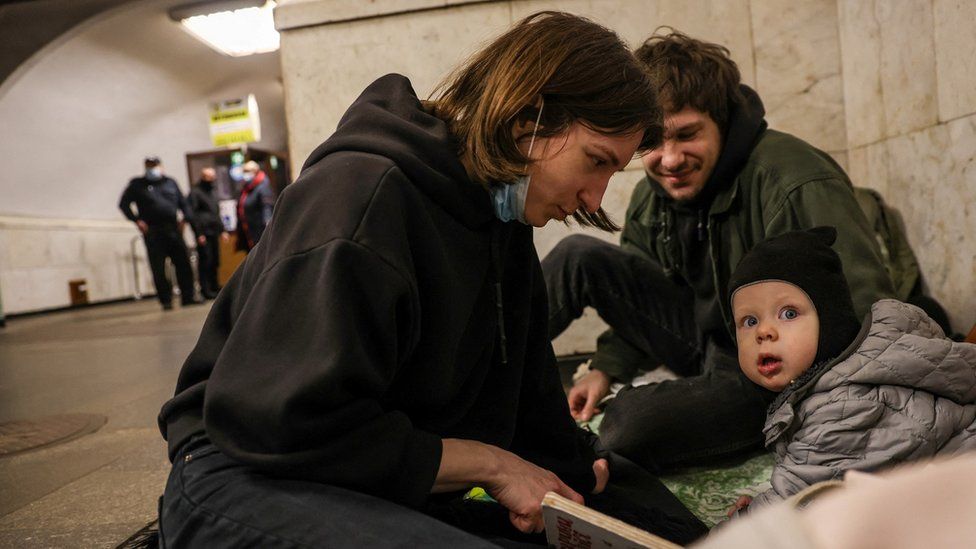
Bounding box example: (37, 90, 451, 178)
(741, 316, 758, 328)
(781, 308, 798, 320)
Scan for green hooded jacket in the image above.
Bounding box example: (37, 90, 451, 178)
(591, 129, 897, 381)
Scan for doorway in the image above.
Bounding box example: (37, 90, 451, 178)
(184, 146, 291, 285)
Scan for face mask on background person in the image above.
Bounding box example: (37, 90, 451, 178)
(146, 167, 162, 180)
(489, 99, 544, 224)
(242, 172, 255, 182)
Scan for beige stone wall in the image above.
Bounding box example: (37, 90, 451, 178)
(276, 0, 974, 353)
(841, 0, 975, 334)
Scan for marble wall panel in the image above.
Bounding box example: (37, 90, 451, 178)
(837, 0, 885, 148)
(508, 0, 657, 55)
(279, 3, 512, 173)
(0, 222, 155, 314)
(941, 114, 976, 331)
(1, 269, 33, 313)
(883, 121, 975, 332)
(509, 0, 755, 78)
(275, 0, 473, 30)
(846, 141, 889, 196)
(933, 0, 976, 122)
(875, 1, 939, 138)
(4, 228, 53, 270)
(655, 0, 756, 87)
(47, 229, 85, 267)
(280, 0, 759, 176)
(829, 151, 849, 175)
(751, 0, 846, 152)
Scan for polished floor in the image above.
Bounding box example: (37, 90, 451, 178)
(0, 299, 210, 548)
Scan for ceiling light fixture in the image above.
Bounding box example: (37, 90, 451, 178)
(170, 0, 279, 57)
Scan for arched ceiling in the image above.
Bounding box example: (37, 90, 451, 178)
(0, 0, 132, 85)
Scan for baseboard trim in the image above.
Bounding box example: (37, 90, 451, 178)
(2, 295, 158, 321)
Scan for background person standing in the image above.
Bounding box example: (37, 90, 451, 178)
(235, 160, 275, 252)
(189, 167, 227, 299)
(119, 156, 201, 310)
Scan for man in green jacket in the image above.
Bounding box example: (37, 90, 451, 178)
(543, 29, 895, 472)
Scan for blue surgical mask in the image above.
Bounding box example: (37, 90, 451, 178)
(146, 168, 162, 180)
(242, 172, 255, 182)
(489, 174, 531, 223)
(489, 100, 544, 224)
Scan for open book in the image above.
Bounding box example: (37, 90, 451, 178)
(542, 492, 683, 549)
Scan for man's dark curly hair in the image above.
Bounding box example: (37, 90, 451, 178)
(634, 27, 745, 133)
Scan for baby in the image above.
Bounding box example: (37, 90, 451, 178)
(726, 227, 976, 514)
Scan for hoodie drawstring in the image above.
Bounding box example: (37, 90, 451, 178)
(489, 224, 508, 365)
(697, 209, 706, 242)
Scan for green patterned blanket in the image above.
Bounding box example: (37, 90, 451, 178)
(585, 413, 775, 528)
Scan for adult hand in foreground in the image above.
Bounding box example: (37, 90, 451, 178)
(485, 447, 584, 534)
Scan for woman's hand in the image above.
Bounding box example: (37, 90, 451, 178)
(435, 439, 589, 533)
(484, 447, 584, 534)
(592, 458, 609, 494)
(567, 369, 611, 421)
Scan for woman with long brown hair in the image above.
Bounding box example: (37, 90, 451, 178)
(158, 11, 704, 546)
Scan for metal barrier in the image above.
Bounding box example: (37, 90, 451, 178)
(130, 236, 143, 300)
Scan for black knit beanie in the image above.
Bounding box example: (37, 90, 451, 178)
(728, 227, 861, 365)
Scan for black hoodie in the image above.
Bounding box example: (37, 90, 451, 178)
(158, 74, 595, 508)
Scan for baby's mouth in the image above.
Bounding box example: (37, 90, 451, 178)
(757, 354, 782, 376)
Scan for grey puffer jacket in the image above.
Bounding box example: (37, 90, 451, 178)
(751, 299, 976, 509)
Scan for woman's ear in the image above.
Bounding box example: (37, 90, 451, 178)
(510, 95, 544, 141)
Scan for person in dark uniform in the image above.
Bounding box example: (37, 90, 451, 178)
(189, 167, 227, 299)
(119, 156, 202, 310)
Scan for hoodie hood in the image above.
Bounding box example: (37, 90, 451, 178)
(301, 74, 493, 229)
(817, 300, 976, 402)
(650, 84, 768, 208)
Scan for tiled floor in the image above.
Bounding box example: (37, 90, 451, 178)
(0, 300, 210, 548)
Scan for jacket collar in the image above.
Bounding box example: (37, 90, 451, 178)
(763, 313, 873, 444)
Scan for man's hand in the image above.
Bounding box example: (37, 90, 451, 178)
(592, 458, 609, 494)
(485, 448, 584, 534)
(197, 235, 207, 245)
(567, 369, 611, 421)
(136, 220, 149, 234)
(726, 495, 752, 518)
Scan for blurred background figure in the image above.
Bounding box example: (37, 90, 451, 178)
(236, 160, 275, 252)
(118, 156, 201, 310)
(189, 167, 228, 299)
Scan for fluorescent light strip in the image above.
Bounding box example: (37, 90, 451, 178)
(180, 1, 279, 57)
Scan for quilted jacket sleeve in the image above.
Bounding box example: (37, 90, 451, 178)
(752, 393, 934, 510)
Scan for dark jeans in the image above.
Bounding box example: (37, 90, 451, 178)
(195, 232, 221, 297)
(160, 437, 707, 548)
(144, 224, 195, 305)
(543, 235, 773, 472)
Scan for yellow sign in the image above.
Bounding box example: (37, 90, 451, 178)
(209, 94, 261, 147)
